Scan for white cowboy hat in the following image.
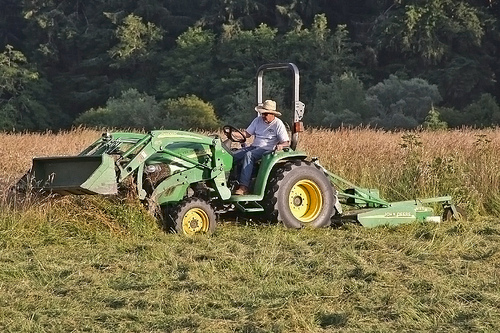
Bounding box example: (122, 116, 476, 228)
(255, 99, 282, 116)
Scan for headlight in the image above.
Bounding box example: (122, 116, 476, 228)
(145, 164, 159, 173)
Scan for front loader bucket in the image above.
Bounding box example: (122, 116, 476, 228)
(31, 154, 118, 195)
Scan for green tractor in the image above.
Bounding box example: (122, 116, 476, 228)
(16, 63, 462, 235)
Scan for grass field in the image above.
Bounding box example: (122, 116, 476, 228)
(1, 128, 500, 332)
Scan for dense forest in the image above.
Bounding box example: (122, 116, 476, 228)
(1, 0, 499, 131)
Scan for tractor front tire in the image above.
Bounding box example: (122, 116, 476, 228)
(165, 198, 216, 235)
(265, 160, 335, 228)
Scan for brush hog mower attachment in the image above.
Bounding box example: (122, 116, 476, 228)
(312, 159, 464, 227)
(14, 62, 464, 235)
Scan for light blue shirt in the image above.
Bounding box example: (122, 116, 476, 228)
(246, 116, 289, 151)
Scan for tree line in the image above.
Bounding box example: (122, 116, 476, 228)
(1, 0, 499, 131)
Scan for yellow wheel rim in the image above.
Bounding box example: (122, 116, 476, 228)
(182, 208, 210, 235)
(288, 179, 323, 222)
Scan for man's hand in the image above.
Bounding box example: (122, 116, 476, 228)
(275, 141, 290, 151)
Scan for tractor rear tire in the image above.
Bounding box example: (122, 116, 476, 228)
(264, 160, 335, 228)
(165, 198, 216, 235)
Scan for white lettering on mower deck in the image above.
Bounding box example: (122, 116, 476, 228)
(384, 212, 413, 218)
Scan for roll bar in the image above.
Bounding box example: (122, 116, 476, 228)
(255, 63, 305, 151)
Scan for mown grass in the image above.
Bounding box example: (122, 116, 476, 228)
(1, 128, 500, 332)
(1, 198, 499, 332)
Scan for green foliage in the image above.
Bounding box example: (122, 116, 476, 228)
(211, 23, 280, 113)
(423, 107, 448, 130)
(75, 89, 162, 129)
(371, 113, 420, 130)
(282, 17, 360, 98)
(282, 14, 333, 64)
(1, 0, 498, 130)
(310, 72, 369, 127)
(366, 75, 442, 129)
(218, 23, 279, 68)
(76, 90, 219, 130)
(464, 93, 500, 127)
(157, 27, 217, 101)
(438, 106, 469, 128)
(439, 95, 500, 129)
(109, 14, 163, 62)
(0, 45, 65, 130)
(220, 81, 284, 128)
(107, 13, 164, 94)
(21, 1, 117, 118)
(373, 0, 498, 110)
(162, 95, 220, 130)
(377, 0, 485, 65)
(429, 56, 496, 109)
(219, 85, 259, 128)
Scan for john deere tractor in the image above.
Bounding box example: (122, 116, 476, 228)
(17, 63, 461, 235)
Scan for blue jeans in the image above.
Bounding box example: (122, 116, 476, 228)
(232, 146, 269, 187)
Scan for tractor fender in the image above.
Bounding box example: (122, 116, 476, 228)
(150, 166, 205, 206)
(251, 150, 308, 197)
(149, 161, 231, 205)
(151, 181, 190, 206)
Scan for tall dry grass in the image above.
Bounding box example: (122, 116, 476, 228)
(300, 127, 500, 216)
(0, 128, 99, 185)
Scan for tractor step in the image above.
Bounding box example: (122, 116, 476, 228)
(233, 200, 264, 213)
(229, 194, 263, 201)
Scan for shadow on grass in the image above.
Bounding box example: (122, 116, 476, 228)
(316, 312, 348, 328)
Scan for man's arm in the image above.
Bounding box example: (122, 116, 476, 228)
(275, 119, 290, 151)
(243, 130, 252, 138)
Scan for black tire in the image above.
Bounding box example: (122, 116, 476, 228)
(164, 197, 216, 235)
(442, 206, 467, 222)
(264, 160, 335, 228)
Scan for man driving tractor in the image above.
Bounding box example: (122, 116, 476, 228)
(232, 99, 290, 195)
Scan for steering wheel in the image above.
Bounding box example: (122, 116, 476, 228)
(223, 125, 246, 144)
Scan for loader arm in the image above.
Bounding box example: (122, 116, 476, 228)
(152, 132, 232, 203)
(106, 131, 232, 201)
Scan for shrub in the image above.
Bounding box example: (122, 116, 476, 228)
(437, 106, 468, 128)
(464, 93, 500, 127)
(423, 107, 447, 130)
(162, 95, 220, 130)
(75, 89, 161, 130)
(310, 72, 369, 127)
(366, 75, 442, 129)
